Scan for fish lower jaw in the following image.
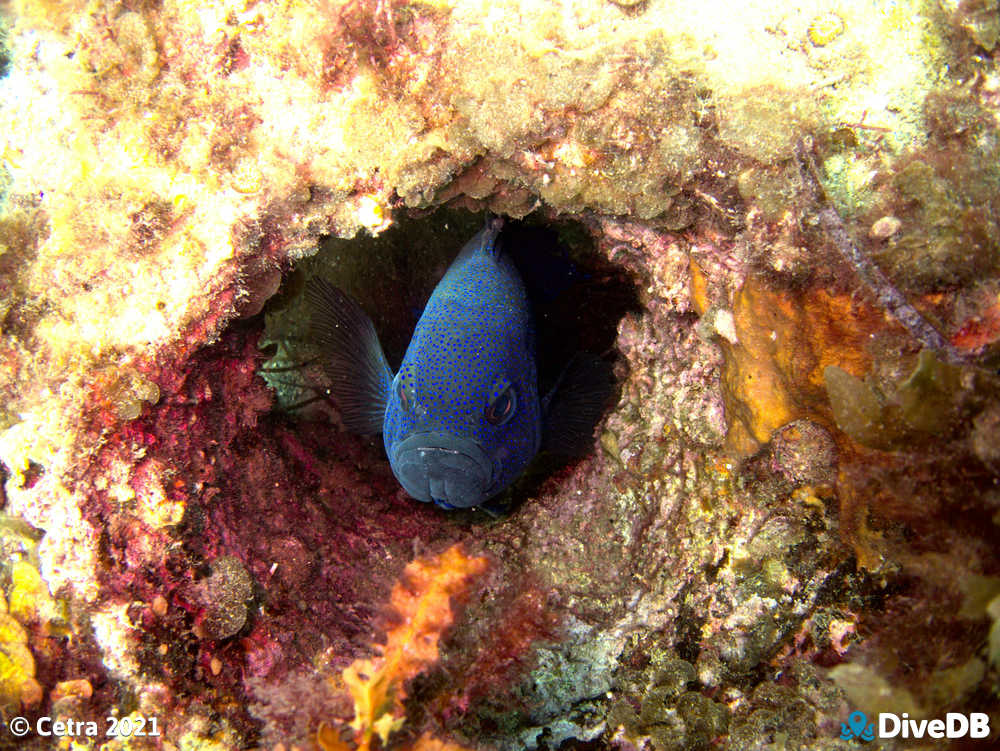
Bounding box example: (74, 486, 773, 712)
(389, 431, 494, 509)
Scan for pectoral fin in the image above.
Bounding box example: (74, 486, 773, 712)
(305, 277, 393, 435)
(542, 353, 615, 456)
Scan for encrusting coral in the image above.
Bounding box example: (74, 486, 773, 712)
(0, 0, 999, 749)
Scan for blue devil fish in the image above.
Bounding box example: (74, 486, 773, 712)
(306, 217, 610, 511)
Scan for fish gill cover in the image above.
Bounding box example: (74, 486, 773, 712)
(0, 1, 999, 750)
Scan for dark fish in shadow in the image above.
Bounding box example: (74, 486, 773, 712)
(306, 216, 614, 512)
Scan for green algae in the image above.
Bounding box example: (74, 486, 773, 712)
(105, 369, 161, 421)
(884, 158, 1000, 291)
(829, 662, 922, 717)
(926, 658, 986, 707)
(737, 165, 802, 223)
(719, 87, 818, 165)
(0, 513, 44, 575)
(818, 150, 880, 220)
(823, 350, 985, 450)
(897, 348, 966, 432)
(823, 365, 896, 449)
(943, 0, 1000, 50)
(989, 593, 1000, 668)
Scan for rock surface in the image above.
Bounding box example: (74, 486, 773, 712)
(0, 1, 999, 749)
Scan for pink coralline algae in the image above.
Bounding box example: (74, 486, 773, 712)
(70, 326, 475, 744)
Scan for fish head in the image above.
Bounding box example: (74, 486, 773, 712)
(382, 260, 541, 509)
(384, 343, 540, 508)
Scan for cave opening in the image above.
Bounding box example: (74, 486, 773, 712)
(256, 205, 641, 514)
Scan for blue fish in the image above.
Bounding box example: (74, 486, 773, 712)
(306, 217, 609, 511)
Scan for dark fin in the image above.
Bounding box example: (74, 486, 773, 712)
(452, 213, 505, 268)
(305, 277, 393, 435)
(484, 213, 505, 259)
(542, 353, 616, 456)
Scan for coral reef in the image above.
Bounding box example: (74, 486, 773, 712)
(0, 0, 999, 750)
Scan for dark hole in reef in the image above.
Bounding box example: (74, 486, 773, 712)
(259, 206, 640, 512)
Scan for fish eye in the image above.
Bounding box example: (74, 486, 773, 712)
(485, 379, 516, 426)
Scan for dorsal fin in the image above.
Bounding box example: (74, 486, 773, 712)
(448, 214, 505, 272)
(305, 277, 394, 435)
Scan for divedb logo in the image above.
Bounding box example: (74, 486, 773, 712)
(840, 710, 991, 741)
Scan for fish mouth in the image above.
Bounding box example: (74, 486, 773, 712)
(390, 432, 494, 509)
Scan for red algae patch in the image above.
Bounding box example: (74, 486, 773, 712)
(72, 325, 472, 743)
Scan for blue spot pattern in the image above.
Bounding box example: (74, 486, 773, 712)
(382, 224, 542, 502)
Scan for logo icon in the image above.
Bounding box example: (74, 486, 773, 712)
(840, 710, 875, 742)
